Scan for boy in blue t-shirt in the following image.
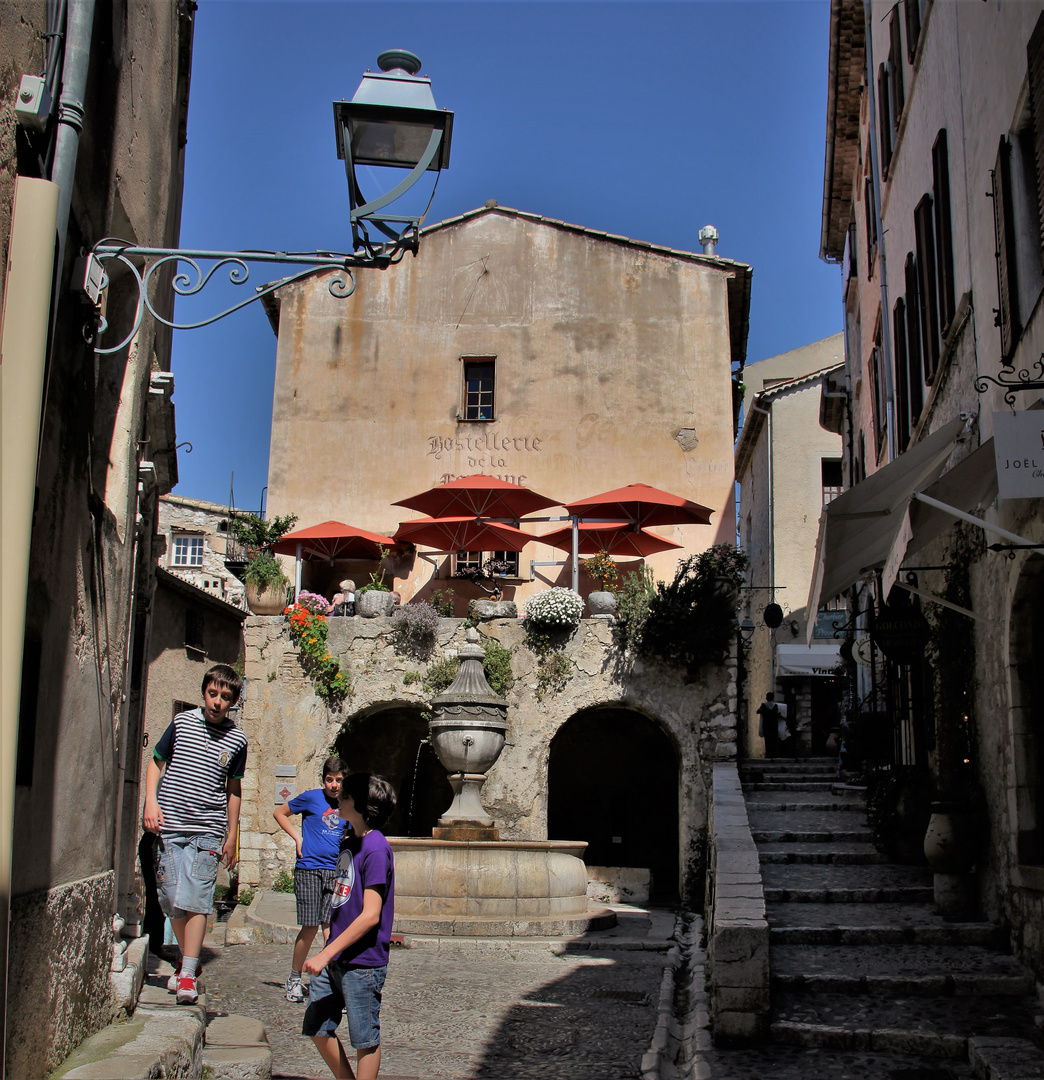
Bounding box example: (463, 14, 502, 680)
(303, 773, 396, 1080)
(274, 755, 346, 1002)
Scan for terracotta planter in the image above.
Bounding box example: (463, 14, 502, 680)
(356, 589, 395, 618)
(588, 591, 617, 616)
(245, 580, 287, 615)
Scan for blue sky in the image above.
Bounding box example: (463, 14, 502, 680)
(171, 0, 842, 509)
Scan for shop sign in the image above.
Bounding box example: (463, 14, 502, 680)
(993, 411, 1044, 499)
(874, 602, 929, 663)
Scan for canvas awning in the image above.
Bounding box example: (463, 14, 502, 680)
(807, 419, 1033, 638)
(777, 642, 843, 677)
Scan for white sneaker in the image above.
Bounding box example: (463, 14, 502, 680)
(166, 966, 180, 992)
(285, 976, 305, 1003)
(176, 975, 198, 1005)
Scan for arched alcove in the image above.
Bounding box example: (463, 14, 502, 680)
(547, 705, 680, 901)
(1010, 555, 1044, 864)
(333, 703, 451, 838)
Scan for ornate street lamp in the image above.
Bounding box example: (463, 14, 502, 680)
(80, 50, 453, 355)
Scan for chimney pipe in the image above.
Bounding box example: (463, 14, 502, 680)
(698, 224, 719, 255)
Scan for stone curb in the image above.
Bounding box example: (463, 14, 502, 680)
(968, 1035, 1044, 1079)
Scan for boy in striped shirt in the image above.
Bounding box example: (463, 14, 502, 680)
(143, 663, 248, 1004)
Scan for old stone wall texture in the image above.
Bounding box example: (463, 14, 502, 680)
(239, 615, 737, 904)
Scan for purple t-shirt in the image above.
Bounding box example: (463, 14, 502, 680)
(286, 788, 342, 870)
(329, 829, 395, 968)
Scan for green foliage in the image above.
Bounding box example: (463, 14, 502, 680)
(284, 603, 352, 709)
(481, 637, 514, 695)
(429, 589, 455, 617)
(422, 656, 459, 697)
(612, 566, 656, 651)
(637, 544, 748, 680)
(213, 884, 229, 902)
(237, 888, 255, 907)
(535, 651, 572, 700)
(583, 549, 619, 590)
(403, 670, 422, 686)
(272, 869, 295, 893)
(865, 766, 931, 863)
(357, 545, 392, 593)
(243, 552, 290, 591)
(230, 512, 298, 552)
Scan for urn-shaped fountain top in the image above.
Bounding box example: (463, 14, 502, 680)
(430, 628, 508, 716)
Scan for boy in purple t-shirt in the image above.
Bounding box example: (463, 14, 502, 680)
(302, 773, 396, 1080)
(273, 755, 345, 1002)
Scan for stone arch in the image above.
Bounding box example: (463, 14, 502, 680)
(547, 703, 681, 902)
(1010, 555, 1044, 864)
(332, 700, 451, 838)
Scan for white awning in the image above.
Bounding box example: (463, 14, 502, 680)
(777, 641, 843, 677)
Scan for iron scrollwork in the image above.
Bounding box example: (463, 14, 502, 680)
(86, 241, 395, 355)
(974, 351, 1044, 410)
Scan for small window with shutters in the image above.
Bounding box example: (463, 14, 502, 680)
(932, 131, 957, 335)
(904, 253, 925, 389)
(864, 159, 878, 278)
(904, 0, 922, 65)
(1027, 13, 1044, 264)
(868, 317, 888, 462)
(878, 64, 893, 176)
(914, 194, 941, 381)
(889, 9, 905, 132)
(992, 134, 1021, 365)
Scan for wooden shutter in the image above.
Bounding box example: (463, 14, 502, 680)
(893, 299, 910, 452)
(1027, 13, 1044, 259)
(993, 135, 1021, 363)
(932, 130, 956, 334)
(905, 253, 925, 392)
(865, 173, 878, 277)
(904, 0, 921, 65)
(878, 64, 893, 175)
(914, 195, 941, 380)
(890, 9, 905, 128)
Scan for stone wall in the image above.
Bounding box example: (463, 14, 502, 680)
(239, 614, 738, 904)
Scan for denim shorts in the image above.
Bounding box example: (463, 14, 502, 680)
(154, 833, 223, 917)
(302, 961, 386, 1048)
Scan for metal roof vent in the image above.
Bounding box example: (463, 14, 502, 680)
(698, 224, 719, 255)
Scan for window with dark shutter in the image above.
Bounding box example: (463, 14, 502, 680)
(878, 64, 893, 175)
(893, 298, 911, 452)
(889, 9, 905, 130)
(904, 0, 921, 65)
(869, 319, 888, 461)
(185, 610, 205, 651)
(904, 253, 925, 393)
(932, 130, 957, 334)
(865, 171, 878, 277)
(914, 194, 941, 380)
(992, 134, 1021, 363)
(847, 219, 858, 282)
(1026, 13, 1044, 260)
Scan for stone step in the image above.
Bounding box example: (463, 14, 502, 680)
(770, 991, 1043, 1059)
(754, 827, 874, 844)
(742, 780, 839, 792)
(762, 863, 933, 903)
(771, 944, 1035, 997)
(203, 1014, 272, 1080)
(697, 1044, 973, 1078)
(969, 1036, 1044, 1080)
(767, 903, 1005, 947)
(740, 757, 838, 771)
(745, 796, 868, 811)
(748, 808, 868, 830)
(757, 841, 886, 864)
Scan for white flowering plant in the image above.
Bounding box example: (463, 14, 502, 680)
(523, 587, 584, 630)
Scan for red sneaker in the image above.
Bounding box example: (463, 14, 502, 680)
(175, 975, 198, 1004)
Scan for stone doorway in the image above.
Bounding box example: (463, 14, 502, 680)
(547, 706, 680, 902)
(1010, 555, 1044, 865)
(333, 703, 451, 838)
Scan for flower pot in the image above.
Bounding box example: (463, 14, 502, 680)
(245, 580, 287, 615)
(924, 803, 979, 875)
(588, 591, 617, 616)
(356, 589, 395, 618)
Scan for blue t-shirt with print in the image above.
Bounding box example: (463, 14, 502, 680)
(286, 788, 342, 870)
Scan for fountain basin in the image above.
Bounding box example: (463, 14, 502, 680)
(389, 838, 616, 936)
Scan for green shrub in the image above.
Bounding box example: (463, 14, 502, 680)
(429, 589, 455, 617)
(237, 888, 255, 906)
(481, 637, 513, 695)
(535, 651, 571, 700)
(613, 566, 656, 651)
(422, 656, 459, 696)
(392, 601, 440, 658)
(272, 869, 295, 893)
(403, 670, 422, 686)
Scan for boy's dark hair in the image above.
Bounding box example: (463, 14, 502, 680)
(201, 664, 243, 705)
(322, 755, 346, 779)
(341, 773, 397, 831)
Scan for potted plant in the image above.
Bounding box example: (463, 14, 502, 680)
(583, 549, 619, 616)
(243, 552, 291, 615)
(356, 546, 395, 617)
(230, 512, 297, 615)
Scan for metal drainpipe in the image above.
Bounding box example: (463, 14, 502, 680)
(749, 400, 775, 687)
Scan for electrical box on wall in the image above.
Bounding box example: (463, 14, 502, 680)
(15, 75, 51, 131)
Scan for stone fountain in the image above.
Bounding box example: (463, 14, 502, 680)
(390, 629, 615, 936)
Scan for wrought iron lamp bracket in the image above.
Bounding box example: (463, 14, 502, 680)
(974, 352, 1044, 410)
(84, 240, 415, 355)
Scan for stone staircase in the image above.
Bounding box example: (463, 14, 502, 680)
(740, 756, 1044, 1079)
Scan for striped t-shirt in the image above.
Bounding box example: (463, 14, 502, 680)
(154, 708, 248, 837)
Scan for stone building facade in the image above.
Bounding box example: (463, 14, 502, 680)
(158, 494, 247, 610)
(237, 614, 738, 907)
(0, 3, 193, 1075)
(817, 0, 1044, 972)
(261, 205, 751, 610)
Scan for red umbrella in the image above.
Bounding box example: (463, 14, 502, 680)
(273, 521, 397, 561)
(539, 523, 682, 558)
(564, 483, 713, 527)
(393, 516, 537, 552)
(394, 474, 560, 520)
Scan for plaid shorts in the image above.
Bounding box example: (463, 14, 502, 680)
(294, 866, 338, 926)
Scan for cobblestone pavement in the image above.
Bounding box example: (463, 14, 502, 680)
(201, 940, 667, 1079)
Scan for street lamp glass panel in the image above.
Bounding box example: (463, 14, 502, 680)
(352, 117, 442, 170)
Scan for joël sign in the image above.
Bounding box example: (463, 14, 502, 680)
(994, 411, 1044, 499)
